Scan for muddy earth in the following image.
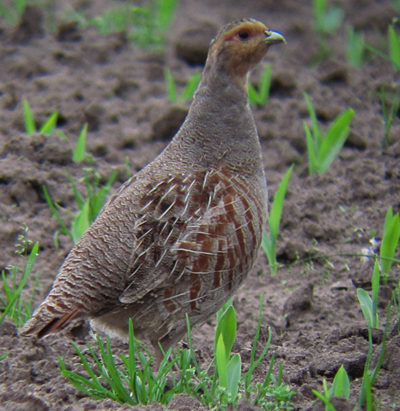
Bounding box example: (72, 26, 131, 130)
(0, 0, 400, 410)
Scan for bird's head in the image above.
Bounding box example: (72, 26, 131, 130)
(207, 18, 285, 82)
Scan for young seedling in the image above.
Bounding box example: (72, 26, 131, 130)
(379, 86, 400, 149)
(59, 296, 295, 410)
(312, 0, 344, 36)
(164, 68, 201, 104)
(311, 0, 344, 62)
(303, 93, 354, 175)
(65, 0, 180, 50)
(127, 0, 180, 48)
(262, 165, 294, 276)
(214, 304, 241, 405)
(367, 23, 400, 72)
(22, 98, 58, 136)
(0, 227, 39, 329)
(72, 123, 88, 163)
(380, 206, 400, 282)
(389, 24, 400, 71)
(357, 260, 380, 330)
(346, 26, 366, 67)
(59, 319, 180, 405)
(43, 168, 117, 245)
(312, 365, 351, 410)
(57, 123, 93, 164)
(248, 64, 272, 107)
(0, 0, 26, 25)
(330, 365, 351, 400)
(356, 257, 390, 408)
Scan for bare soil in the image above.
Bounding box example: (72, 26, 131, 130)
(0, 0, 400, 410)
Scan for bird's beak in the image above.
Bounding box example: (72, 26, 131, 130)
(264, 30, 286, 45)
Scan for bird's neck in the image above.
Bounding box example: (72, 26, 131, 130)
(163, 64, 264, 177)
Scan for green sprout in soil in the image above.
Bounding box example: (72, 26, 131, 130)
(22, 98, 58, 135)
(164, 68, 201, 104)
(43, 168, 117, 245)
(248, 64, 272, 107)
(22, 100, 92, 161)
(380, 207, 400, 283)
(367, 22, 400, 72)
(357, 261, 380, 330)
(58, 123, 94, 164)
(262, 165, 294, 276)
(313, 365, 351, 410)
(388, 23, 400, 71)
(312, 0, 344, 36)
(63, 0, 180, 50)
(303, 93, 354, 175)
(0, 226, 39, 329)
(59, 297, 295, 410)
(379, 85, 400, 149)
(311, 0, 344, 62)
(356, 233, 393, 409)
(346, 26, 366, 68)
(0, 0, 28, 25)
(72, 124, 88, 163)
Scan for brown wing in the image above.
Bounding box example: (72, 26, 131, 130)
(119, 169, 266, 315)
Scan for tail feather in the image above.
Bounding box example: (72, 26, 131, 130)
(20, 306, 81, 338)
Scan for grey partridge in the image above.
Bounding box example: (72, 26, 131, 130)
(21, 19, 285, 362)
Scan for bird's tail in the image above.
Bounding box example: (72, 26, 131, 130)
(20, 303, 81, 338)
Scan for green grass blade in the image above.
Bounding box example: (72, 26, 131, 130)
(318, 108, 354, 174)
(72, 202, 91, 243)
(331, 365, 350, 399)
(261, 231, 277, 275)
(304, 121, 318, 174)
(22, 99, 36, 135)
(90, 170, 117, 220)
(1, 271, 13, 306)
(243, 296, 271, 390)
(216, 333, 228, 388)
(262, 165, 293, 275)
(40, 112, 58, 134)
(0, 4, 14, 23)
(73, 124, 88, 163)
(42, 185, 73, 239)
(214, 305, 236, 364)
(65, 172, 85, 210)
(312, 0, 326, 33)
(57, 130, 68, 140)
(15, 0, 26, 17)
(180, 72, 201, 103)
(226, 354, 241, 401)
(259, 64, 272, 106)
(346, 26, 365, 67)
(380, 208, 400, 276)
(389, 25, 400, 71)
(248, 83, 260, 106)
(103, 337, 134, 404)
(0, 242, 39, 327)
(357, 288, 373, 328)
(156, 0, 179, 34)
(303, 92, 322, 149)
(323, 7, 344, 33)
(312, 389, 337, 411)
(268, 165, 294, 242)
(371, 260, 380, 328)
(164, 68, 177, 103)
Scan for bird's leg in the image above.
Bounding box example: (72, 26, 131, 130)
(152, 340, 180, 372)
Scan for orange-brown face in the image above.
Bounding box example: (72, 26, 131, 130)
(208, 19, 285, 78)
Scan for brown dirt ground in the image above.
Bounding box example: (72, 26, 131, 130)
(0, 0, 400, 410)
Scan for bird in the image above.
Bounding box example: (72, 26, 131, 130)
(21, 18, 285, 364)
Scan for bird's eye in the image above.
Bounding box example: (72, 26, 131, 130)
(237, 30, 250, 40)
